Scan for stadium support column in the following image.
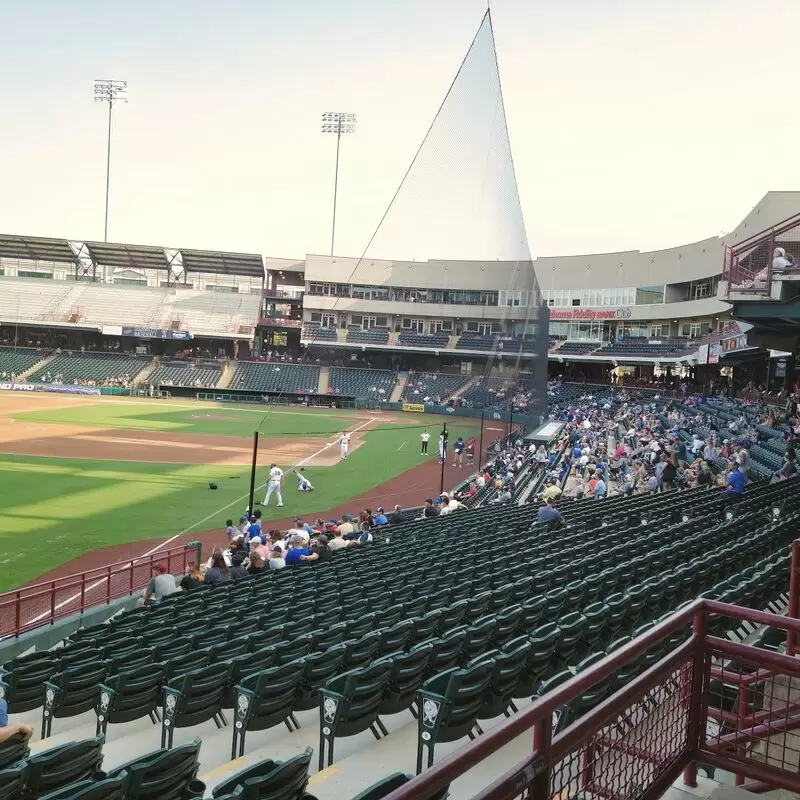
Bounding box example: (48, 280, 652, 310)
(478, 408, 485, 469)
(439, 422, 448, 495)
(248, 432, 259, 514)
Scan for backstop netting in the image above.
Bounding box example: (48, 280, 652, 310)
(345, 9, 548, 424)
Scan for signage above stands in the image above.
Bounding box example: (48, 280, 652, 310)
(121, 327, 191, 340)
(549, 307, 632, 321)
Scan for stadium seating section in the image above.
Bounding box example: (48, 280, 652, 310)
(328, 367, 398, 399)
(599, 339, 689, 356)
(0, 278, 260, 336)
(28, 352, 149, 385)
(0, 347, 48, 378)
(1, 476, 796, 797)
(302, 326, 338, 342)
(346, 328, 390, 345)
(231, 361, 320, 393)
(556, 342, 598, 355)
(400, 372, 469, 403)
(398, 333, 449, 348)
(459, 377, 527, 408)
(455, 334, 496, 351)
(148, 362, 223, 389)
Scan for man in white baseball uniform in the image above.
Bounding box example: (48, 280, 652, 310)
(339, 430, 351, 461)
(263, 463, 284, 507)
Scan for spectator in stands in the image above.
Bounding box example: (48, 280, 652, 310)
(772, 247, 792, 274)
(736, 441, 751, 480)
(226, 519, 240, 541)
(772, 449, 797, 483)
(541, 477, 563, 503)
(204, 551, 231, 584)
(284, 535, 310, 565)
(180, 563, 204, 591)
(268, 546, 286, 570)
(230, 553, 249, 581)
(0, 699, 32, 744)
(336, 515, 356, 538)
(373, 507, 389, 526)
(250, 536, 271, 560)
(537, 497, 565, 525)
(301, 534, 331, 563)
(247, 552, 267, 575)
(389, 504, 403, 525)
(140, 563, 179, 605)
(263, 529, 282, 554)
(439, 493, 466, 515)
(724, 461, 746, 497)
(328, 528, 348, 551)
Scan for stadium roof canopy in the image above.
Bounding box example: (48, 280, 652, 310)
(84, 241, 169, 270)
(180, 249, 264, 278)
(0, 234, 77, 264)
(731, 293, 800, 345)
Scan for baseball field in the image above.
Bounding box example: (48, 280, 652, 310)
(0, 393, 486, 592)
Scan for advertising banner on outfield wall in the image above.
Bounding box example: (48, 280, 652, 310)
(45, 385, 101, 396)
(0, 382, 37, 392)
(402, 403, 426, 413)
(0, 382, 101, 396)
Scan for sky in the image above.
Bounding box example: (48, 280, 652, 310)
(1, 0, 799, 261)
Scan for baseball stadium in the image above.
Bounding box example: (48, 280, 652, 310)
(2, 4, 800, 800)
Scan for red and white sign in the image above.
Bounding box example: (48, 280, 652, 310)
(549, 307, 632, 321)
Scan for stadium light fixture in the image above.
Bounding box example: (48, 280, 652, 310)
(94, 79, 128, 243)
(321, 112, 357, 256)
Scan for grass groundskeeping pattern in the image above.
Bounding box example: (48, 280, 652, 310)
(0, 398, 481, 590)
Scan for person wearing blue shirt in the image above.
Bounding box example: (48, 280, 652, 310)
(537, 499, 565, 525)
(284, 537, 311, 565)
(0, 697, 33, 744)
(725, 463, 746, 495)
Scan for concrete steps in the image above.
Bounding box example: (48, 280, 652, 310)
(317, 365, 330, 394)
(131, 358, 158, 386)
(390, 370, 408, 402)
(450, 374, 479, 400)
(17, 353, 55, 380)
(217, 360, 237, 389)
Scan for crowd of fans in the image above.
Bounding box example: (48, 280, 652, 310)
(125, 377, 800, 607)
(536, 386, 799, 511)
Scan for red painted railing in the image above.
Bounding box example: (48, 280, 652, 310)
(385, 545, 800, 800)
(0, 542, 201, 639)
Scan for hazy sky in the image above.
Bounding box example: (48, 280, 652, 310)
(2, 0, 799, 260)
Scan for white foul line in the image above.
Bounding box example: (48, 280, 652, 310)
(24, 418, 378, 625)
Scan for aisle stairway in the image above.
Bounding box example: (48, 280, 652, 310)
(217, 360, 236, 389)
(131, 358, 158, 386)
(317, 365, 330, 394)
(390, 371, 408, 402)
(450, 374, 479, 400)
(16, 354, 54, 380)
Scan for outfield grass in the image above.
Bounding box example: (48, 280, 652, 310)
(0, 409, 479, 591)
(14, 402, 359, 438)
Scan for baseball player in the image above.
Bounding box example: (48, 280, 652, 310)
(293, 468, 314, 492)
(438, 432, 446, 464)
(420, 428, 430, 455)
(339, 430, 351, 461)
(263, 463, 284, 507)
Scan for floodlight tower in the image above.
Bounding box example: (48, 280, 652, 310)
(321, 112, 357, 256)
(94, 79, 127, 242)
